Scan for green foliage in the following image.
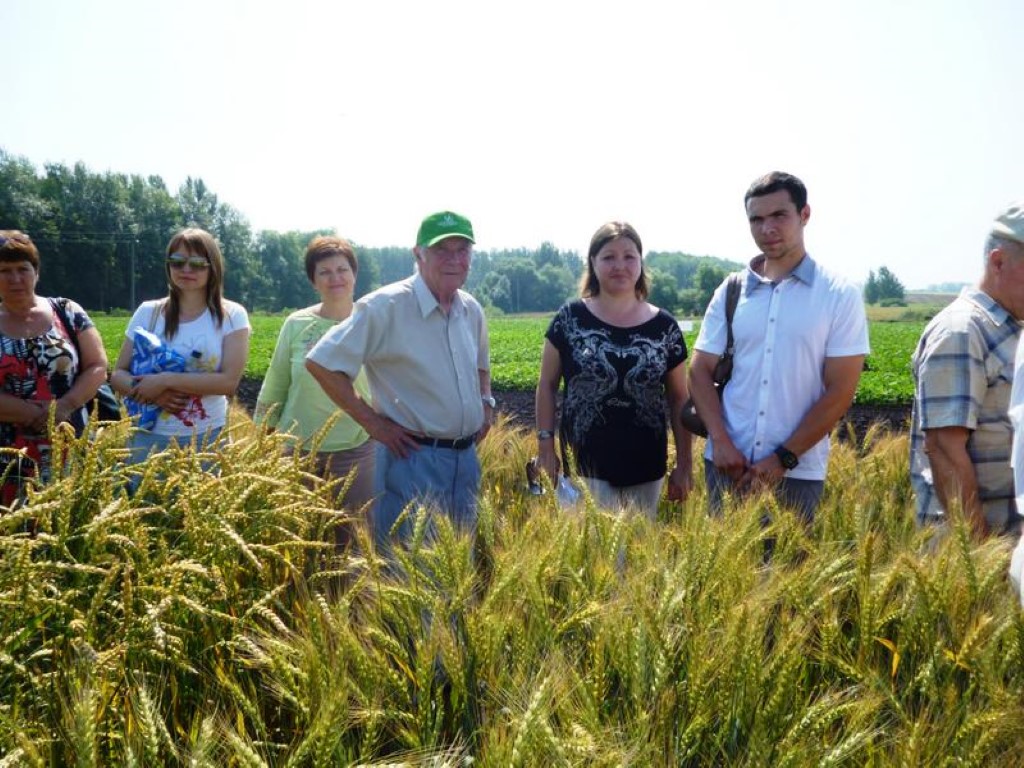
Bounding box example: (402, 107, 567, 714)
(647, 267, 681, 314)
(858, 322, 923, 404)
(3, 418, 1024, 764)
(647, 250, 741, 289)
(487, 316, 551, 390)
(865, 266, 907, 305)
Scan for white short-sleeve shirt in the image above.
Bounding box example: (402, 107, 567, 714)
(125, 299, 250, 436)
(307, 273, 490, 439)
(694, 255, 869, 481)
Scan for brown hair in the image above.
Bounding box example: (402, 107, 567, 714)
(0, 230, 40, 271)
(304, 236, 358, 283)
(163, 228, 226, 340)
(579, 221, 648, 299)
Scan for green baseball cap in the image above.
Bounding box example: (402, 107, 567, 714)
(416, 210, 475, 248)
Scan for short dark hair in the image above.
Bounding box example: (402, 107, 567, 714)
(744, 171, 808, 211)
(0, 230, 39, 271)
(580, 221, 648, 299)
(305, 236, 358, 283)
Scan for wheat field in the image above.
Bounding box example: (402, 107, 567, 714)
(1, 412, 1022, 766)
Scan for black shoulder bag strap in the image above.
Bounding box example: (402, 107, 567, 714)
(713, 273, 743, 386)
(48, 298, 78, 351)
(49, 298, 121, 424)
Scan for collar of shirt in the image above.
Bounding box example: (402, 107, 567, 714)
(745, 253, 817, 292)
(412, 272, 466, 318)
(959, 286, 1020, 328)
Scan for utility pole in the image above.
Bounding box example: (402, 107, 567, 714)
(129, 236, 137, 309)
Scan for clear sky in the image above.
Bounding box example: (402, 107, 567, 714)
(5, 0, 1023, 289)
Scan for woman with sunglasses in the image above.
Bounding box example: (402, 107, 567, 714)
(0, 230, 109, 504)
(110, 228, 250, 464)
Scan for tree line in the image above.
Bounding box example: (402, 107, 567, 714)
(2, 147, 757, 315)
(863, 266, 906, 306)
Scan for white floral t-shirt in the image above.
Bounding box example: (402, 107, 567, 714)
(125, 300, 250, 436)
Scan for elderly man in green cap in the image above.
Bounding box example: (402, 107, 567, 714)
(306, 211, 493, 550)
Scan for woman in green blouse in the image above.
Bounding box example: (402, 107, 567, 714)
(255, 236, 375, 527)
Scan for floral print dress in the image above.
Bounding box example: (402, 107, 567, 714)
(0, 298, 91, 504)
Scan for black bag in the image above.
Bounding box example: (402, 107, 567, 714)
(680, 274, 742, 438)
(87, 383, 123, 423)
(49, 298, 123, 425)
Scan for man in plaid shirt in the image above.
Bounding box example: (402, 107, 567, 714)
(910, 202, 1024, 537)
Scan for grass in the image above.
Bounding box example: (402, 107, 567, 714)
(2, 413, 1023, 764)
(95, 313, 925, 404)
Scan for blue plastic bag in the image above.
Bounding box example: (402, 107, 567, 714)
(125, 327, 187, 430)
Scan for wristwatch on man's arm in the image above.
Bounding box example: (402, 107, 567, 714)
(481, 394, 496, 408)
(774, 445, 799, 470)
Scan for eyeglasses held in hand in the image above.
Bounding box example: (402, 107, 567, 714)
(166, 254, 210, 270)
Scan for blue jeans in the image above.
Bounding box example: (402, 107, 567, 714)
(126, 428, 222, 493)
(372, 441, 481, 550)
(704, 459, 824, 523)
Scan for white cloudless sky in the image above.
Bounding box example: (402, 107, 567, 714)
(5, 0, 1024, 288)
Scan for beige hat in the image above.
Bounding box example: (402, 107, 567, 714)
(992, 202, 1024, 245)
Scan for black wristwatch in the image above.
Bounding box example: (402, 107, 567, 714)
(774, 445, 799, 470)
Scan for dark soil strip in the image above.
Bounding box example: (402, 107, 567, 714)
(236, 376, 911, 443)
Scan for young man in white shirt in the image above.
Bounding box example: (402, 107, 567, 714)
(689, 172, 869, 520)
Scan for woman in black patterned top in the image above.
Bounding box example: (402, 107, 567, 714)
(535, 221, 693, 516)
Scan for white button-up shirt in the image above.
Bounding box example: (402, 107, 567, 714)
(694, 255, 869, 481)
(307, 273, 489, 439)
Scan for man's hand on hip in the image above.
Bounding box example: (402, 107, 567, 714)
(367, 414, 420, 459)
(475, 403, 494, 444)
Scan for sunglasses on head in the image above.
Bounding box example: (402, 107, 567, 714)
(0, 233, 30, 247)
(166, 254, 210, 270)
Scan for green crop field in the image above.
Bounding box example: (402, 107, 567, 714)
(93, 313, 924, 405)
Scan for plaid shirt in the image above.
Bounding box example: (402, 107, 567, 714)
(910, 288, 1022, 531)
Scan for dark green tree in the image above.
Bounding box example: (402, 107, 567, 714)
(352, 243, 381, 300)
(253, 230, 317, 311)
(125, 174, 182, 307)
(695, 263, 728, 313)
(0, 150, 56, 235)
(37, 162, 135, 310)
(864, 270, 880, 304)
(477, 272, 512, 312)
(368, 247, 415, 286)
(534, 264, 575, 309)
(647, 267, 680, 313)
(501, 258, 543, 313)
(875, 266, 906, 302)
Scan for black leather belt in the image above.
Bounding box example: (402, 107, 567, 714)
(412, 435, 476, 450)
